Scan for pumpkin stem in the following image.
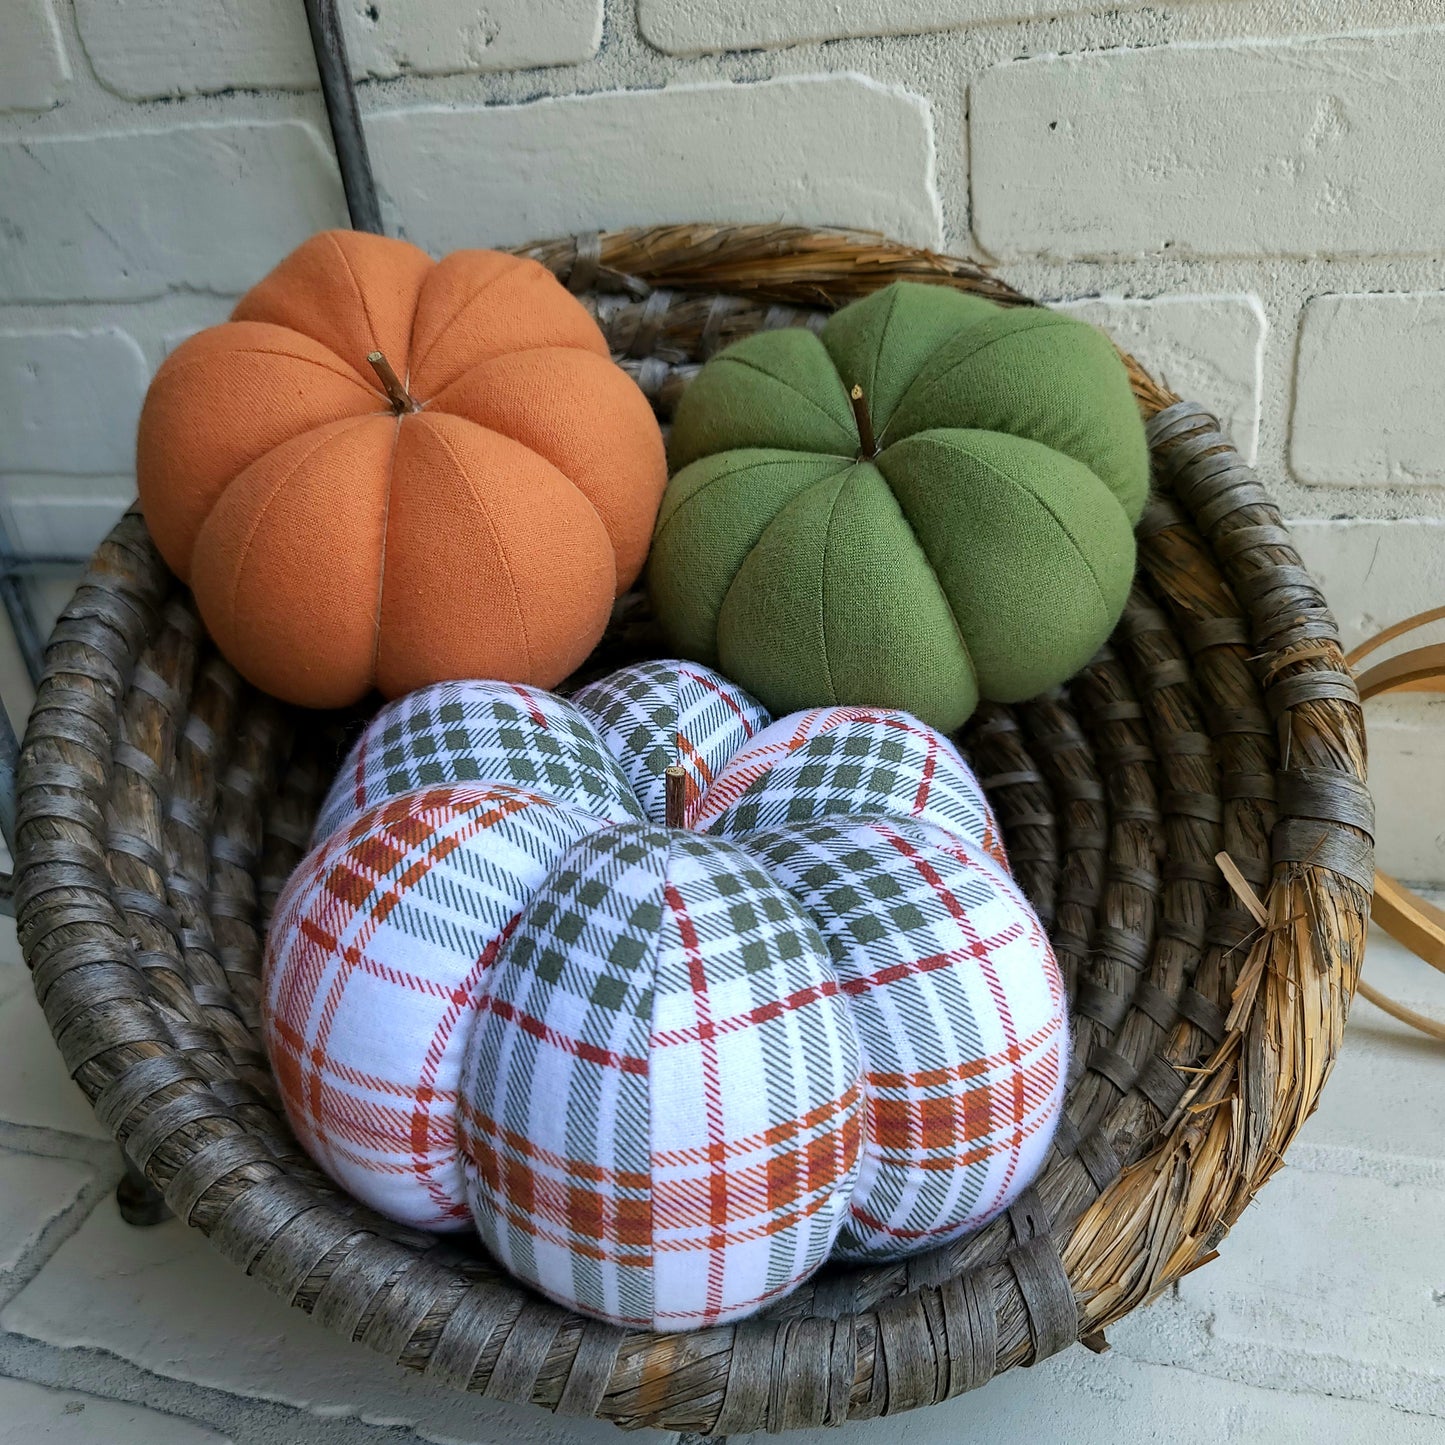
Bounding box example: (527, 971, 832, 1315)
(664, 765, 687, 829)
(368, 350, 417, 414)
(849, 384, 879, 459)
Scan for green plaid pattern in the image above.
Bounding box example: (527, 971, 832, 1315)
(459, 824, 865, 1331)
(313, 679, 644, 842)
(695, 707, 1005, 864)
(570, 659, 770, 826)
(739, 816, 1066, 1258)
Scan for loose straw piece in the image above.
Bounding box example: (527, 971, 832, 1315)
(1216, 852, 1268, 928)
(664, 765, 687, 829)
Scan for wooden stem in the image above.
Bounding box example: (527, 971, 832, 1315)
(368, 350, 417, 413)
(664, 765, 687, 829)
(849, 384, 879, 459)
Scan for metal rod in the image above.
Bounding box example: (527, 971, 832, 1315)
(0, 701, 17, 917)
(0, 514, 45, 687)
(301, 0, 384, 235)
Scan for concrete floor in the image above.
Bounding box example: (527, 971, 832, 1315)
(0, 909, 1440, 1444)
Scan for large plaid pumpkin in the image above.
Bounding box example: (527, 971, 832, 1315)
(263, 660, 1067, 1330)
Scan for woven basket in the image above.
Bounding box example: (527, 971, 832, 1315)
(14, 225, 1374, 1434)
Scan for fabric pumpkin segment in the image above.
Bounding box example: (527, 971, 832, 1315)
(570, 657, 770, 826)
(263, 784, 606, 1230)
(313, 678, 645, 843)
(739, 817, 1065, 1259)
(694, 706, 1005, 866)
(262, 659, 1066, 1330)
(460, 825, 864, 1330)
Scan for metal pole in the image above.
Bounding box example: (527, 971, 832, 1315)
(301, 0, 384, 235)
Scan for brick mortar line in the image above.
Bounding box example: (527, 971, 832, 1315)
(0, 1338, 489, 1445)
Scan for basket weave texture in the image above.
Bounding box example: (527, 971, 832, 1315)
(14, 225, 1374, 1434)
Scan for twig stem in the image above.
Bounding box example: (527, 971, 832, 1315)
(849, 384, 879, 459)
(368, 350, 417, 413)
(664, 766, 687, 829)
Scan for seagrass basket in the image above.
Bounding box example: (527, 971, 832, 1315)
(13, 224, 1374, 1434)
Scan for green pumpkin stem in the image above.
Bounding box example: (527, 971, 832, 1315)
(368, 350, 417, 414)
(664, 765, 687, 829)
(849, 384, 879, 460)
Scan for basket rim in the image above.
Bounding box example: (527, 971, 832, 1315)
(13, 223, 1372, 1433)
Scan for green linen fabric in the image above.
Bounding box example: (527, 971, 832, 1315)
(651, 282, 1148, 731)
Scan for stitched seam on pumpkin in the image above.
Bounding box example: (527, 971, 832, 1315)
(407, 258, 517, 390)
(327, 232, 390, 390)
(370, 412, 405, 685)
(641, 832, 670, 1327)
(876, 308, 1065, 447)
(408, 259, 601, 393)
(715, 466, 851, 686)
(826, 283, 900, 437)
(816, 468, 851, 707)
(222, 417, 377, 642)
(424, 419, 535, 677)
(716, 353, 855, 452)
(652, 453, 847, 552)
(869, 456, 976, 695)
(157, 344, 379, 398)
(905, 432, 1115, 617)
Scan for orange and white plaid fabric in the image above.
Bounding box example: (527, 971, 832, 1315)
(263, 661, 1065, 1329)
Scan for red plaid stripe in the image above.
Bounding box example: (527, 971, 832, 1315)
(263, 784, 605, 1230)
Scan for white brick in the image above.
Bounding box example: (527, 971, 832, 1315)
(370, 75, 942, 252)
(1292, 292, 1445, 487)
(730, 1329, 1445, 1444)
(1, 481, 132, 559)
(1113, 1165, 1445, 1417)
(1, 0, 71, 111)
(1289, 519, 1445, 652)
(0, 1149, 90, 1273)
(641, 0, 1241, 56)
(74, 0, 601, 100)
(0, 989, 111, 1140)
(1057, 296, 1264, 463)
(0, 1378, 228, 1445)
(2, 1203, 673, 1445)
(0, 330, 148, 474)
(0, 122, 345, 303)
(972, 32, 1445, 260)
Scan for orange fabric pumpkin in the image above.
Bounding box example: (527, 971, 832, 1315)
(137, 230, 667, 708)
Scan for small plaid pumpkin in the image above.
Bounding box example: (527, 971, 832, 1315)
(263, 660, 1066, 1331)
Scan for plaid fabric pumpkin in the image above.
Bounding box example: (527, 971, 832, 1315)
(263, 659, 1065, 1331)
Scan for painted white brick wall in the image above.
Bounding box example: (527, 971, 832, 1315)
(970, 31, 1445, 261)
(1, 0, 70, 112)
(1292, 292, 1445, 488)
(0, 2, 1441, 880)
(73, 0, 603, 98)
(368, 76, 942, 252)
(0, 123, 346, 301)
(638, 0, 1243, 56)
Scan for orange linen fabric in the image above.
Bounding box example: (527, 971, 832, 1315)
(137, 229, 667, 708)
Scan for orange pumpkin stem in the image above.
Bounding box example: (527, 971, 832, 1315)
(849, 383, 879, 459)
(664, 765, 687, 829)
(367, 350, 418, 414)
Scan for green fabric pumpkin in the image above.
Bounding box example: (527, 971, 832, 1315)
(648, 282, 1149, 732)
